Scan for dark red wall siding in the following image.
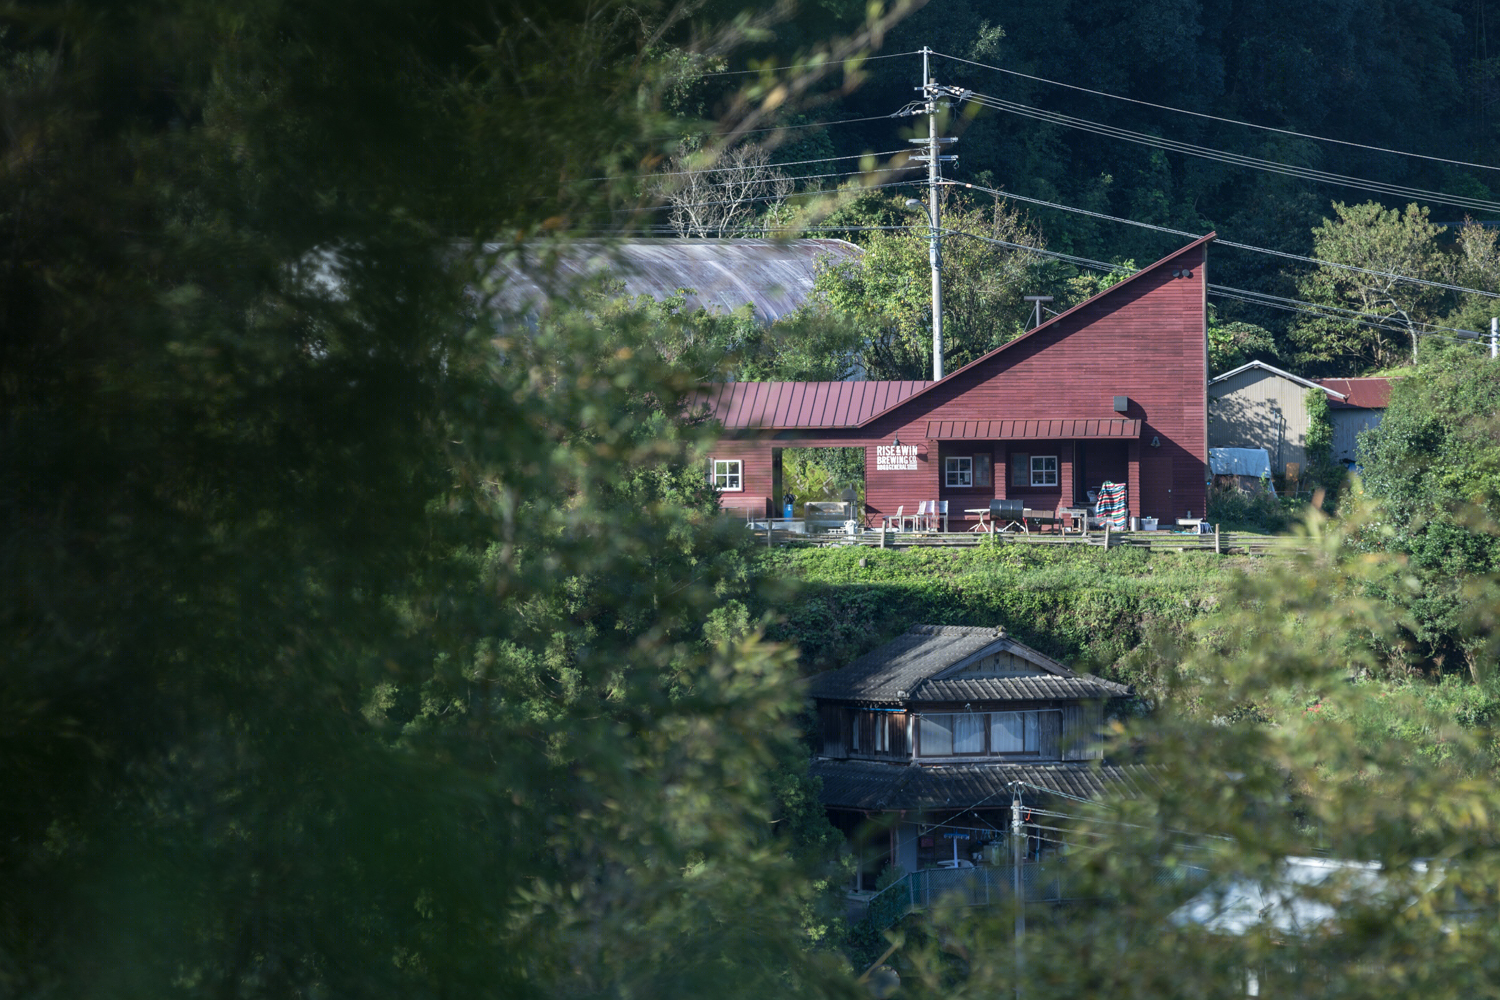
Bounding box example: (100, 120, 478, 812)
(706, 240, 1209, 525)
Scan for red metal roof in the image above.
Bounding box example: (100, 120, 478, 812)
(926, 418, 1141, 440)
(692, 380, 932, 429)
(1316, 377, 1395, 409)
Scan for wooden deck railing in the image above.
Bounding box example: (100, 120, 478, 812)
(743, 522, 1310, 555)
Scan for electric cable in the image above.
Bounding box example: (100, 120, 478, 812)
(660, 165, 916, 193)
(941, 178, 1500, 299)
(929, 48, 1500, 175)
(620, 177, 924, 215)
(955, 89, 1500, 215)
(702, 50, 919, 76)
(707, 113, 896, 137)
(604, 148, 913, 182)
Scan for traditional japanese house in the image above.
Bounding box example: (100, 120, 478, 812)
(695, 234, 1215, 529)
(808, 625, 1143, 889)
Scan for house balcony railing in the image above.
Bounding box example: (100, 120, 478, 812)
(863, 861, 1210, 930)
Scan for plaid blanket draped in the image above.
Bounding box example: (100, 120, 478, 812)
(1096, 481, 1128, 529)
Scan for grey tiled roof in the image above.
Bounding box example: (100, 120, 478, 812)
(806, 625, 1129, 705)
(810, 758, 1156, 811)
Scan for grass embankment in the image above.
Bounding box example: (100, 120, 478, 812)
(752, 543, 1235, 685)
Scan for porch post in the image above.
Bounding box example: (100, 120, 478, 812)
(1126, 439, 1141, 518)
(1058, 442, 1075, 511)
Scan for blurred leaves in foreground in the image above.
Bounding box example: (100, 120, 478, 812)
(0, 0, 901, 995)
(888, 501, 1500, 998)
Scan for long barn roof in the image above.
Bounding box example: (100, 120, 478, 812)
(693, 380, 932, 429)
(480, 238, 861, 324)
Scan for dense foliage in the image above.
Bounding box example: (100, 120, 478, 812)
(672, 1, 1500, 376)
(1355, 347, 1500, 676)
(0, 1, 883, 995)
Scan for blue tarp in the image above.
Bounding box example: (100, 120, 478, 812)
(1208, 448, 1272, 479)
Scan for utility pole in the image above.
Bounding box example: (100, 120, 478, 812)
(909, 48, 956, 381)
(1012, 788, 1026, 1000)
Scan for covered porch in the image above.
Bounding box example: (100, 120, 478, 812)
(864, 419, 1140, 536)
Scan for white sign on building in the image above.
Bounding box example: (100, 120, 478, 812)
(875, 444, 919, 472)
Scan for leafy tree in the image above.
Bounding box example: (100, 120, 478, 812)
(810, 194, 1050, 379)
(0, 1, 890, 995)
(1291, 202, 1451, 371)
(1354, 345, 1500, 677)
(1207, 307, 1277, 373)
(1302, 386, 1341, 492)
(1445, 218, 1500, 337)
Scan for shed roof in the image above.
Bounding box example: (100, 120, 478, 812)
(481, 238, 862, 325)
(1316, 377, 1395, 409)
(811, 758, 1156, 810)
(693, 380, 931, 429)
(1209, 360, 1344, 398)
(807, 625, 1129, 705)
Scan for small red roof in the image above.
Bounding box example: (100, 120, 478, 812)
(692, 380, 932, 429)
(1317, 377, 1395, 409)
(926, 419, 1140, 440)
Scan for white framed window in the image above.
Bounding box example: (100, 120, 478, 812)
(712, 459, 743, 491)
(945, 456, 973, 488)
(1030, 455, 1058, 487)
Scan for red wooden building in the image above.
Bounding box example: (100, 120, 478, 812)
(695, 234, 1213, 528)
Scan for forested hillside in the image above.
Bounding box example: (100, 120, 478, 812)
(662, 0, 1500, 377)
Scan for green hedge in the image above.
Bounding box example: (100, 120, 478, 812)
(750, 544, 1231, 685)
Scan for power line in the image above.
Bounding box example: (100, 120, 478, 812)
(942, 178, 1500, 300)
(603, 148, 914, 183)
(702, 50, 918, 76)
(1208, 286, 1488, 346)
(669, 165, 916, 193)
(929, 49, 1500, 175)
(706, 113, 895, 137)
(956, 89, 1500, 215)
(939, 225, 1488, 345)
(622, 177, 923, 215)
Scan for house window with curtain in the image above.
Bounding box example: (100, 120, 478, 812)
(1030, 455, 1058, 486)
(712, 459, 743, 491)
(990, 711, 1038, 752)
(915, 710, 1060, 758)
(945, 456, 973, 488)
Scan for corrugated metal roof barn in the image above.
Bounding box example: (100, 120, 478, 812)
(479, 238, 862, 324)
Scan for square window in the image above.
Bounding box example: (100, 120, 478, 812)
(1030, 455, 1058, 487)
(945, 456, 973, 488)
(712, 459, 743, 491)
